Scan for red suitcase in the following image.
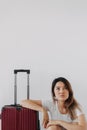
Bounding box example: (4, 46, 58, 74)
(1, 69, 40, 130)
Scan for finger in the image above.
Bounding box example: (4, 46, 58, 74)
(46, 123, 51, 128)
(42, 120, 46, 128)
(43, 123, 47, 128)
(42, 119, 49, 124)
(42, 120, 49, 128)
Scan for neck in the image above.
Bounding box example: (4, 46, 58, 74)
(57, 101, 67, 114)
(57, 101, 65, 108)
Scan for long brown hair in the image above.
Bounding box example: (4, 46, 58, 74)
(51, 77, 81, 120)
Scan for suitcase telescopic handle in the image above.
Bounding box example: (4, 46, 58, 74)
(14, 69, 30, 105)
(14, 69, 30, 74)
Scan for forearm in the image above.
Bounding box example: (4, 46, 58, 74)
(58, 120, 86, 130)
(20, 100, 44, 112)
(47, 120, 86, 130)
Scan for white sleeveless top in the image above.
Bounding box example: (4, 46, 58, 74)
(42, 99, 84, 122)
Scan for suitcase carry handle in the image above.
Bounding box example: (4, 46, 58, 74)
(14, 69, 30, 74)
(14, 69, 30, 105)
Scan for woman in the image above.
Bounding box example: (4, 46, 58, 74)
(20, 77, 86, 130)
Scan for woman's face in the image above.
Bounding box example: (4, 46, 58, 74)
(54, 81, 69, 102)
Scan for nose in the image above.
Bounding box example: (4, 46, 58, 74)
(59, 88, 64, 93)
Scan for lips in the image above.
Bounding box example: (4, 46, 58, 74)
(60, 94, 64, 96)
(59, 94, 65, 97)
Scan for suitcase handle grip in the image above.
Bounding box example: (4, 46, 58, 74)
(14, 69, 30, 74)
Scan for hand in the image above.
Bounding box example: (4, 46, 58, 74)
(42, 108, 49, 128)
(46, 120, 59, 128)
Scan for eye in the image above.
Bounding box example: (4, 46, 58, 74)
(56, 87, 60, 90)
(64, 86, 67, 90)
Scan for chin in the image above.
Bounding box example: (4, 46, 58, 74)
(58, 98, 67, 101)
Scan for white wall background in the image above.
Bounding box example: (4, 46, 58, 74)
(0, 0, 87, 129)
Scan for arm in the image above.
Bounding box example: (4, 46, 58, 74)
(47, 114, 87, 130)
(20, 99, 43, 112)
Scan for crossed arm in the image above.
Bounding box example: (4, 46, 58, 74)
(20, 99, 87, 130)
(46, 116, 87, 130)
